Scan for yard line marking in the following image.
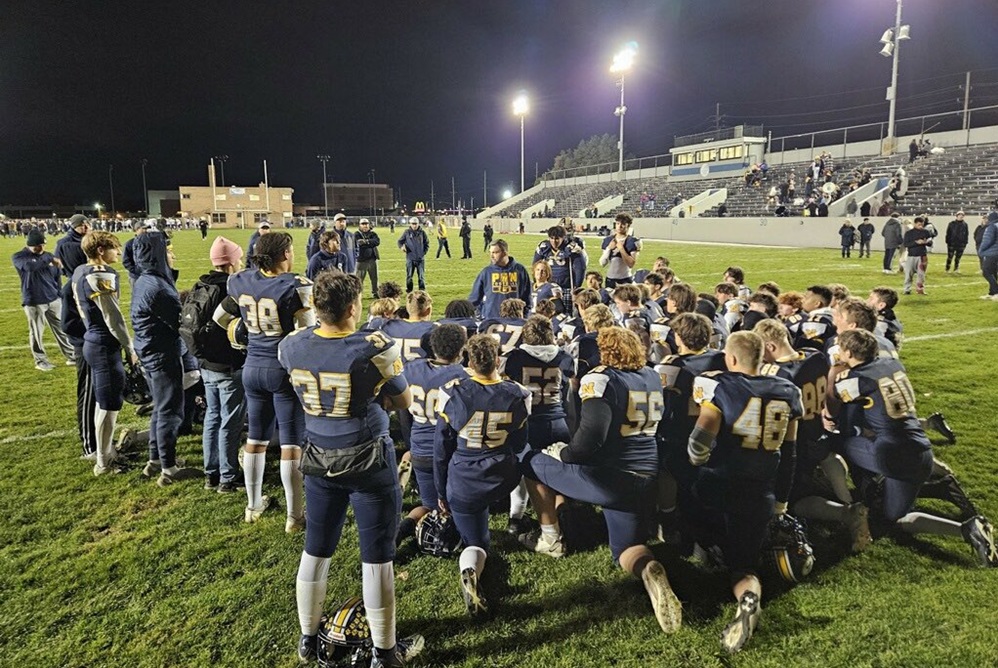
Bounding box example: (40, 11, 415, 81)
(904, 327, 998, 342)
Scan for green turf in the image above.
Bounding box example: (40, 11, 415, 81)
(1, 227, 995, 667)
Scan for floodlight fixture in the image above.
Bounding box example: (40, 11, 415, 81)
(879, 28, 894, 44)
(610, 42, 637, 74)
(512, 93, 529, 117)
(502, 189, 512, 200)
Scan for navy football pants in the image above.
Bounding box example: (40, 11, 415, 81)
(242, 365, 304, 445)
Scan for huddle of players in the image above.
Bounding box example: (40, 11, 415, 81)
(384, 262, 997, 655)
(66, 222, 997, 663)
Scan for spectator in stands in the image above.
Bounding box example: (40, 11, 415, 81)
(858, 218, 875, 258)
(846, 198, 858, 218)
(877, 199, 892, 217)
(944, 211, 969, 274)
(717, 202, 728, 217)
(882, 213, 903, 274)
(909, 139, 919, 164)
(978, 211, 998, 300)
(860, 199, 872, 218)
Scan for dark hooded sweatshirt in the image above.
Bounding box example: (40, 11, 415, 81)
(130, 232, 182, 357)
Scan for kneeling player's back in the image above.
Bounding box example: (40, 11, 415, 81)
(438, 378, 530, 455)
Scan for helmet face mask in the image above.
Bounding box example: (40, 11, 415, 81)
(415, 509, 464, 558)
(122, 359, 152, 405)
(317, 598, 372, 668)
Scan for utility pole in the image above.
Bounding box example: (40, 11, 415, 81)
(962, 71, 972, 131)
(451, 177, 456, 210)
(317, 154, 330, 218)
(430, 180, 435, 212)
(108, 164, 115, 215)
(483, 170, 488, 209)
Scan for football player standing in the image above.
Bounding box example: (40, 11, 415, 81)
(279, 272, 424, 666)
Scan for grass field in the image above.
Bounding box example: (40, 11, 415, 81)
(1, 226, 996, 668)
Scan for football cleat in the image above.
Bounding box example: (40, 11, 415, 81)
(286, 515, 306, 534)
(370, 635, 425, 668)
(847, 503, 873, 553)
(641, 561, 682, 634)
(115, 428, 138, 454)
(460, 567, 488, 618)
(961, 516, 998, 568)
(518, 530, 565, 558)
(721, 591, 761, 654)
(93, 461, 128, 476)
(926, 412, 956, 444)
(298, 633, 317, 662)
(245, 495, 272, 523)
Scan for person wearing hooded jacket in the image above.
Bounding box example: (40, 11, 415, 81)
(468, 238, 531, 320)
(978, 211, 998, 299)
(131, 232, 198, 487)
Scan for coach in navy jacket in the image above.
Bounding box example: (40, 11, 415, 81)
(398, 218, 430, 292)
(131, 232, 187, 480)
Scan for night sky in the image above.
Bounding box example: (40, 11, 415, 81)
(3, 0, 998, 211)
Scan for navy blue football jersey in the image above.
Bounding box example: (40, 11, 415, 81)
(278, 328, 406, 448)
(874, 309, 904, 351)
(567, 330, 601, 378)
(780, 312, 806, 342)
(404, 358, 470, 459)
(824, 332, 898, 367)
(576, 365, 663, 474)
(654, 350, 727, 445)
(833, 357, 930, 447)
(795, 307, 836, 351)
(499, 345, 575, 421)
(437, 316, 479, 339)
(71, 263, 122, 345)
(435, 377, 531, 498)
(692, 371, 804, 481)
(760, 350, 829, 444)
(531, 282, 563, 310)
(478, 317, 527, 354)
(378, 319, 437, 363)
(227, 269, 313, 369)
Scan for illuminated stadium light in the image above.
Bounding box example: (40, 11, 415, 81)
(610, 42, 637, 173)
(502, 189, 512, 200)
(610, 43, 637, 74)
(513, 92, 529, 193)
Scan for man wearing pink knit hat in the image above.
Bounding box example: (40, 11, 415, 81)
(179, 236, 247, 493)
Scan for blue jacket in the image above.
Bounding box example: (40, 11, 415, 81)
(306, 249, 348, 280)
(979, 219, 998, 259)
(398, 228, 430, 262)
(122, 237, 140, 281)
(12, 248, 62, 306)
(334, 228, 357, 273)
(305, 229, 322, 259)
(130, 233, 182, 357)
(54, 228, 87, 277)
(468, 255, 532, 320)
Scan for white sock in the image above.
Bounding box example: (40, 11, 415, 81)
(897, 512, 963, 538)
(296, 552, 331, 635)
(362, 562, 396, 651)
(509, 478, 528, 520)
(459, 546, 487, 576)
(244, 446, 266, 509)
(820, 454, 853, 504)
(541, 522, 561, 539)
(793, 496, 849, 523)
(281, 445, 304, 520)
(93, 406, 119, 468)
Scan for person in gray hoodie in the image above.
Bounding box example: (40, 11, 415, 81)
(881, 213, 903, 274)
(130, 232, 199, 487)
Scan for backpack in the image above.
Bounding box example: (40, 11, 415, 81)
(179, 280, 225, 360)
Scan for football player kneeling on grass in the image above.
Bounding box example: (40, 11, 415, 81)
(686, 331, 804, 653)
(434, 334, 531, 618)
(824, 329, 998, 569)
(519, 327, 683, 635)
(279, 272, 424, 667)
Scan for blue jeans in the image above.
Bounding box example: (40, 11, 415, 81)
(140, 350, 185, 468)
(201, 368, 245, 484)
(405, 257, 426, 292)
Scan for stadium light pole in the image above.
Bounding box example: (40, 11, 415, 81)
(513, 92, 529, 193)
(878, 0, 910, 147)
(317, 154, 330, 218)
(611, 43, 637, 174)
(140, 158, 149, 214)
(213, 155, 229, 186)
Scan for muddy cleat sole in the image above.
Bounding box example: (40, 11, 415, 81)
(642, 561, 682, 634)
(286, 515, 306, 534)
(460, 567, 489, 618)
(847, 503, 872, 553)
(721, 591, 761, 654)
(245, 495, 272, 523)
(962, 516, 998, 568)
(926, 412, 956, 444)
